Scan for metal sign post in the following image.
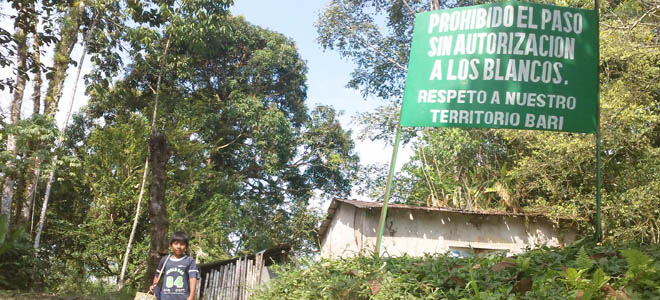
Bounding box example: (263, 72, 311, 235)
(595, 0, 602, 242)
(375, 124, 402, 255)
(375, 1, 602, 255)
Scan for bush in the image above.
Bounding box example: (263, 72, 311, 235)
(0, 230, 44, 290)
(254, 242, 660, 299)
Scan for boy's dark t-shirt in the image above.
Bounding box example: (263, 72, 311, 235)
(155, 255, 200, 300)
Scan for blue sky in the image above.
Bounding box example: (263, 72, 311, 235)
(230, 1, 412, 172)
(0, 1, 412, 201)
(231, 1, 374, 119)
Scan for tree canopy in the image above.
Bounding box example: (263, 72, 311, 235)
(1, 0, 358, 292)
(317, 0, 660, 243)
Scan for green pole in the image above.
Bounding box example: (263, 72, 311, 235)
(595, 0, 602, 242)
(375, 124, 402, 256)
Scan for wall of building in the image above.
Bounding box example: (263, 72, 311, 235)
(321, 203, 577, 258)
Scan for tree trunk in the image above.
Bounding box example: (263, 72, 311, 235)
(20, 17, 44, 229)
(430, 0, 440, 10)
(31, 17, 42, 115)
(23, 167, 40, 233)
(1, 4, 30, 241)
(43, 3, 83, 118)
(19, 154, 40, 228)
(133, 35, 171, 289)
(118, 157, 149, 287)
(13, 173, 27, 227)
(18, 14, 45, 231)
(33, 2, 84, 248)
(144, 133, 170, 290)
(33, 9, 94, 251)
(33, 163, 55, 252)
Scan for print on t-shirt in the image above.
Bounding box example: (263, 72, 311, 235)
(156, 256, 200, 300)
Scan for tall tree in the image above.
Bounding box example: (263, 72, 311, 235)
(87, 7, 358, 288)
(318, 0, 660, 242)
(42, 2, 83, 118)
(1, 0, 36, 241)
(28, 0, 167, 251)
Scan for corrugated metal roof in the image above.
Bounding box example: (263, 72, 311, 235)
(318, 198, 574, 243)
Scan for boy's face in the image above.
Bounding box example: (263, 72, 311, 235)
(170, 240, 188, 257)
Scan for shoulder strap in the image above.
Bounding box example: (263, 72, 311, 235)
(155, 254, 171, 284)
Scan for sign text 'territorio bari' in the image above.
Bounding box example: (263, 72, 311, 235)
(400, 1, 598, 133)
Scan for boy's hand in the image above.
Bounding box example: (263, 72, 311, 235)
(149, 284, 155, 293)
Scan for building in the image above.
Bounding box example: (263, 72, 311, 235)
(319, 199, 578, 258)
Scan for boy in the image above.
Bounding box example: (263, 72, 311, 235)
(150, 231, 200, 300)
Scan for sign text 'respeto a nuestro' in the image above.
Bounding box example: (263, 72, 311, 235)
(400, 1, 598, 133)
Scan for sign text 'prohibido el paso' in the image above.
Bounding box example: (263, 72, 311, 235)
(400, 1, 598, 133)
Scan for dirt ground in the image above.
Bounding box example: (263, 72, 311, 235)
(0, 291, 93, 300)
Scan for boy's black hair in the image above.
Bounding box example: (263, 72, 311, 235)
(169, 231, 189, 246)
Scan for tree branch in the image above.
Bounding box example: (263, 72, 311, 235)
(357, 36, 408, 72)
(629, 5, 660, 30)
(400, 0, 416, 17)
(216, 131, 243, 150)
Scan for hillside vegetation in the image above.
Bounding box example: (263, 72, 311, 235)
(254, 242, 660, 300)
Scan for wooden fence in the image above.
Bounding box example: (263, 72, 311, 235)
(196, 245, 289, 300)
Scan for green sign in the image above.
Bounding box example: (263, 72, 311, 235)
(400, 1, 598, 133)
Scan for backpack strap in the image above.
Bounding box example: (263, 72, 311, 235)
(150, 254, 171, 294)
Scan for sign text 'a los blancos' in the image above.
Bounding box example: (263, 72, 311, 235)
(400, 1, 598, 133)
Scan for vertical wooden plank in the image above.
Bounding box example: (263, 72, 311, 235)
(240, 257, 245, 300)
(200, 270, 207, 300)
(219, 265, 229, 300)
(205, 270, 212, 300)
(213, 267, 219, 300)
(207, 270, 213, 300)
(256, 252, 264, 285)
(221, 265, 227, 300)
(211, 269, 218, 300)
(229, 262, 236, 300)
(250, 255, 257, 295)
(218, 269, 224, 300)
(219, 267, 224, 300)
(245, 258, 252, 299)
(246, 259, 251, 298)
(236, 258, 242, 300)
(201, 270, 207, 300)
(196, 269, 202, 300)
(252, 258, 257, 294)
(235, 259, 241, 300)
(215, 266, 221, 300)
(241, 256, 248, 300)
(253, 258, 258, 292)
(234, 258, 242, 300)
(221, 264, 228, 300)
(206, 270, 213, 300)
(237, 258, 241, 300)
(220, 267, 225, 300)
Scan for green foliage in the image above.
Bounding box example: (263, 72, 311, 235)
(0, 284, 137, 300)
(0, 231, 43, 290)
(323, 0, 660, 244)
(85, 8, 358, 259)
(620, 249, 660, 293)
(576, 246, 595, 270)
(255, 243, 660, 300)
(25, 1, 359, 292)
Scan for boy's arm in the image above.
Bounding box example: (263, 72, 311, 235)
(188, 257, 200, 300)
(149, 275, 159, 292)
(187, 277, 198, 300)
(150, 257, 166, 292)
